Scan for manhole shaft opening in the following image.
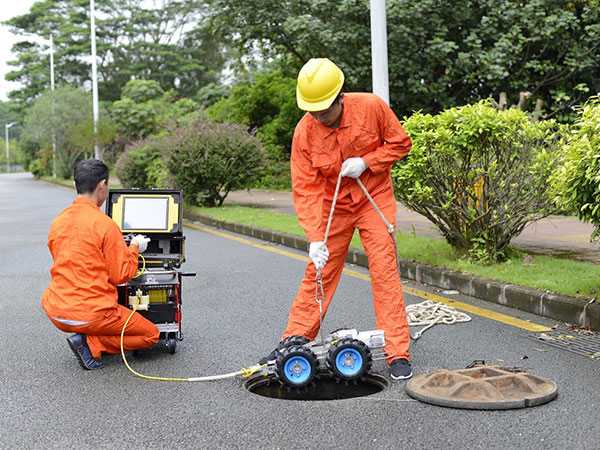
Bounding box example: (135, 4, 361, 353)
(245, 373, 389, 401)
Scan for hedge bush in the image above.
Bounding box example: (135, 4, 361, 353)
(551, 98, 600, 242)
(164, 117, 264, 206)
(115, 139, 164, 188)
(392, 100, 565, 262)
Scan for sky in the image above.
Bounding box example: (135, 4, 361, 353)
(0, 0, 38, 101)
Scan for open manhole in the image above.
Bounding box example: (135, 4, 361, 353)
(245, 372, 389, 401)
(406, 365, 557, 410)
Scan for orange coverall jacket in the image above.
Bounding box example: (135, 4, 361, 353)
(290, 92, 411, 241)
(42, 197, 139, 322)
(284, 92, 412, 362)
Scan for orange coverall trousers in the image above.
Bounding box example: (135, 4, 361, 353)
(282, 192, 410, 362)
(48, 305, 158, 359)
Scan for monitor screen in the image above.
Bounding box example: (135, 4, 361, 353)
(122, 197, 169, 231)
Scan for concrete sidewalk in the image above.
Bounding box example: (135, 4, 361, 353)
(223, 189, 600, 264)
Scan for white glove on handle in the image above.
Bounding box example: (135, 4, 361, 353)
(340, 157, 367, 178)
(131, 235, 151, 253)
(309, 241, 329, 270)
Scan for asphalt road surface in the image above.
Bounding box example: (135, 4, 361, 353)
(1, 173, 598, 449)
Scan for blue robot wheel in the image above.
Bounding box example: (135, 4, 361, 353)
(284, 355, 311, 383)
(326, 338, 372, 381)
(335, 348, 363, 377)
(275, 345, 318, 388)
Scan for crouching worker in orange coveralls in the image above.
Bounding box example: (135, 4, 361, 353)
(42, 159, 159, 370)
(258, 58, 414, 380)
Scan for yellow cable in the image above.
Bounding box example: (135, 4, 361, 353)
(120, 296, 190, 382)
(119, 294, 264, 382)
(131, 254, 146, 279)
(121, 251, 264, 382)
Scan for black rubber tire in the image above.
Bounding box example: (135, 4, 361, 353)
(326, 338, 372, 382)
(275, 345, 318, 389)
(167, 333, 177, 354)
(277, 335, 310, 351)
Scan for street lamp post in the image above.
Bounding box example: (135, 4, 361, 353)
(49, 35, 57, 178)
(5, 122, 17, 173)
(370, 0, 389, 105)
(90, 0, 100, 160)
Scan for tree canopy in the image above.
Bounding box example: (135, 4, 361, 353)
(5, 0, 600, 121)
(209, 0, 600, 120)
(4, 0, 225, 112)
(23, 85, 93, 177)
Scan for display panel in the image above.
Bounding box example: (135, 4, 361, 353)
(122, 197, 169, 231)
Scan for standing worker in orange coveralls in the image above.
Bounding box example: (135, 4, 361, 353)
(42, 159, 159, 370)
(259, 58, 413, 380)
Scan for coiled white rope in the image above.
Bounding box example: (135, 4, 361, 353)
(406, 300, 472, 340)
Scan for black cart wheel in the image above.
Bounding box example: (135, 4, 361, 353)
(167, 332, 177, 354)
(326, 338, 372, 382)
(275, 345, 318, 389)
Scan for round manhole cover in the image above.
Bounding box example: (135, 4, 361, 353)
(406, 365, 558, 409)
(245, 372, 389, 401)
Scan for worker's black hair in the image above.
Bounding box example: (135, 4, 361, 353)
(74, 159, 109, 194)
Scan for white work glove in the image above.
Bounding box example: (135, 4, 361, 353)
(340, 157, 367, 178)
(131, 235, 151, 253)
(309, 241, 329, 270)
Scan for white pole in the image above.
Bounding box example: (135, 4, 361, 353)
(5, 122, 17, 173)
(90, 0, 100, 160)
(370, 0, 389, 105)
(50, 35, 57, 178)
(5, 124, 9, 173)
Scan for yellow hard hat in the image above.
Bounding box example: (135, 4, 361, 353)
(296, 58, 345, 111)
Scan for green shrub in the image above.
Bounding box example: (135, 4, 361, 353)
(551, 98, 600, 242)
(145, 157, 171, 189)
(29, 148, 54, 178)
(115, 139, 163, 188)
(206, 69, 302, 189)
(164, 117, 264, 206)
(120, 79, 164, 103)
(196, 82, 229, 108)
(392, 100, 565, 262)
(112, 98, 162, 140)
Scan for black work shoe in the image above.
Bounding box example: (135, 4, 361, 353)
(389, 358, 412, 380)
(258, 348, 278, 365)
(67, 334, 104, 370)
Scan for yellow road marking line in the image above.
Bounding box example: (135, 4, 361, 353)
(185, 222, 309, 263)
(185, 221, 551, 332)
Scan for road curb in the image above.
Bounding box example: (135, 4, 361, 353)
(185, 210, 600, 331)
